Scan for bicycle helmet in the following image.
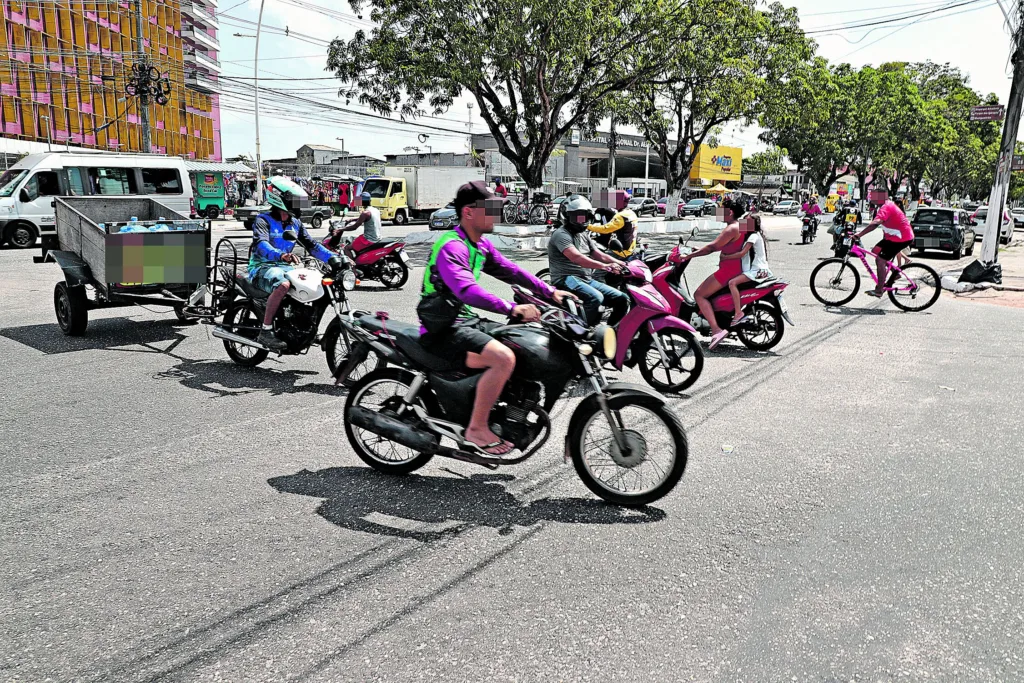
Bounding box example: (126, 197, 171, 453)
(562, 194, 595, 232)
(266, 176, 310, 216)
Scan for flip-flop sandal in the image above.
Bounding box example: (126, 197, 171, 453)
(730, 316, 749, 327)
(465, 439, 514, 456)
(708, 329, 730, 350)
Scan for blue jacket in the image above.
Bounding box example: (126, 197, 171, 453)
(249, 212, 333, 269)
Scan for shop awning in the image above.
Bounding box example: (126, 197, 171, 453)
(707, 183, 729, 194)
(184, 161, 255, 173)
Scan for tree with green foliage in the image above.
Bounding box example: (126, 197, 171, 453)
(326, 0, 696, 188)
(743, 146, 787, 176)
(759, 58, 856, 198)
(621, 0, 812, 198)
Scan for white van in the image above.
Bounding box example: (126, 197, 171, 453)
(0, 152, 193, 249)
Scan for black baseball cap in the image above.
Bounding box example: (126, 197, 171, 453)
(454, 180, 494, 218)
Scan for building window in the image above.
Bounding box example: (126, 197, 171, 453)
(141, 167, 182, 194)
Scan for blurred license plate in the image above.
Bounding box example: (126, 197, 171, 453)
(843, 237, 852, 246)
(398, 250, 409, 263)
(846, 215, 856, 223)
(777, 291, 789, 313)
(431, 220, 443, 227)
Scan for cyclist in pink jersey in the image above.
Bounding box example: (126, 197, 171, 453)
(855, 199, 915, 297)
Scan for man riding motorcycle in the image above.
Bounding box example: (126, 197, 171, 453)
(418, 181, 575, 457)
(546, 194, 630, 326)
(248, 176, 344, 351)
(326, 191, 382, 260)
(587, 208, 640, 260)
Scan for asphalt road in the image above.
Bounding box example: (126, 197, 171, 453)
(2, 216, 1022, 681)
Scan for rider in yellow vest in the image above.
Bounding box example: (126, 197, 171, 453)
(587, 208, 640, 260)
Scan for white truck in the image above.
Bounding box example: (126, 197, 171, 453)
(360, 166, 485, 225)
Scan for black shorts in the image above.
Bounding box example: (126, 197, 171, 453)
(419, 318, 500, 357)
(876, 239, 913, 261)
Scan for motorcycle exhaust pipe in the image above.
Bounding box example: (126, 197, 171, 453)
(211, 326, 269, 351)
(348, 406, 439, 453)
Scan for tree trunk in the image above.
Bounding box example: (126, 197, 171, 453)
(608, 117, 617, 187)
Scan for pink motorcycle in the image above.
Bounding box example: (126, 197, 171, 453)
(607, 260, 705, 393)
(652, 233, 794, 352)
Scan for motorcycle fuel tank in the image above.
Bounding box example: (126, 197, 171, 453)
(492, 325, 573, 383)
(284, 268, 325, 302)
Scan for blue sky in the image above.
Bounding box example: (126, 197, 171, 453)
(216, 0, 1016, 161)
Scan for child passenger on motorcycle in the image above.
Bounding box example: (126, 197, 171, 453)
(718, 215, 773, 348)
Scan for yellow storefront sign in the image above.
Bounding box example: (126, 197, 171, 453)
(689, 145, 742, 184)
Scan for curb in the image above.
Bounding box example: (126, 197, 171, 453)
(940, 270, 1024, 293)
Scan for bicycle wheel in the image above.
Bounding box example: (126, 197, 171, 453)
(810, 258, 860, 306)
(502, 202, 519, 224)
(888, 262, 941, 312)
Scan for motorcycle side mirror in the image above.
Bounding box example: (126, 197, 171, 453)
(282, 229, 298, 242)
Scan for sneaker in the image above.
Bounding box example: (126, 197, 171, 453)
(865, 290, 883, 298)
(708, 329, 730, 350)
(257, 329, 288, 351)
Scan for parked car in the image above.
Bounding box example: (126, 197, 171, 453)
(911, 208, 975, 259)
(1010, 207, 1024, 228)
(773, 199, 799, 215)
(678, 198, 715, 217)
(627, 196, 659, 217)
(656, 197, 685, 215)
(971, 206, 1014, 244)
(962, 201, 982, 212)
(429, 202, 457, 231)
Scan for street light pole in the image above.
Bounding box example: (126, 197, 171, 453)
(980, 1, 1024, 264)
(253, 0, 267, 202)
(133, 0, 151, 152)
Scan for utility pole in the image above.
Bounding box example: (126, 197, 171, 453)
(980, 2, 1024, 263)
(253, 0, 267, 202)
(133, 0, 151, 152)
(607, 117, 617, 188)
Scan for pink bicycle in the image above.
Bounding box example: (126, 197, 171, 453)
(809, 228, 941, 312)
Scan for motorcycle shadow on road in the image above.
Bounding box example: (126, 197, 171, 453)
(268, 466, 666, 542)
(154, 357, 344, 398)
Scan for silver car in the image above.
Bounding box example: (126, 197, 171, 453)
(773, 199, 799, 215)
(429, 203, 457, 231)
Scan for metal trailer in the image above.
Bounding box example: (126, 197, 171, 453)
(34, 196, 210, 336)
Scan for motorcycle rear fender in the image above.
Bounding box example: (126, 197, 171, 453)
(614, 306, 685, 367)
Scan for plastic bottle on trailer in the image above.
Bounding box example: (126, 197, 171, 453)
(120, 216, 142, 233)
(150, 216, 171, 232)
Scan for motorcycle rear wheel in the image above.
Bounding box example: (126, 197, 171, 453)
(569, 395, 688, 507)
(344, 369, 435, 474)
(222, 302, 269, 367)
(734, 302, 784, 351)
(379, 257, 409, 289)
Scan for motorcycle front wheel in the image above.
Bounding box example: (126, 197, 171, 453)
(323, 319, 381, 385)
(637, 329, 704, 393)
(569, 395, 688, 507)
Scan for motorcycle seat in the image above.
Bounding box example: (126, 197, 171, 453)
(234, 273, 270, 300)
(354, 239, 398, 255)
(710, 278, 780, 298)
(394, 328, 465, 373)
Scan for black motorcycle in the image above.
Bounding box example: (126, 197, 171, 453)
(339, 287, 689, 506)
(801, 215, 818, 244)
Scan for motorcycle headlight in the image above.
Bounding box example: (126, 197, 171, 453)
(342, 269, 357, 291)
(593, 324, 616, 359)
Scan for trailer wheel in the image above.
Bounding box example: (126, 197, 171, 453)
(55, 282, 89, 336)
